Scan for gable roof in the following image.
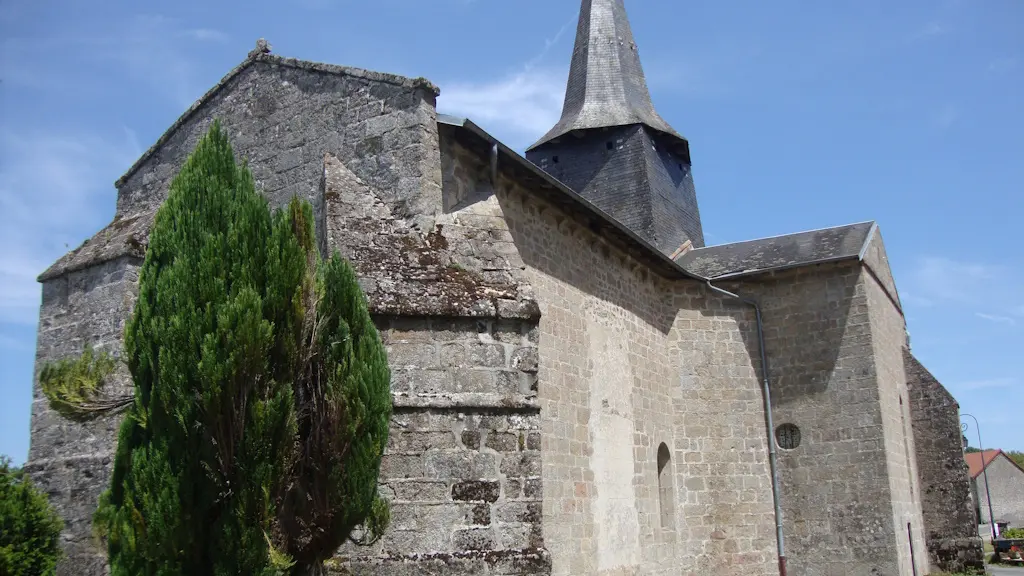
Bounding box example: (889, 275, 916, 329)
(966, 449, 1024, 479)
(675, 221, 878, 280)
(114, 44, 438, 189)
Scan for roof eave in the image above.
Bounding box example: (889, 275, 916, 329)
(707, 254, 863, 282)
(526, 122, 690, 160)
(439, 115, 706, 283)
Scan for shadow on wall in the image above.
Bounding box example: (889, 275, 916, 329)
(716, 265, 904, 575)
(720, 268, 858, 409)
(439, 127, 676, 335)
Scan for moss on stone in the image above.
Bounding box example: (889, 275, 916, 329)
(39, 346, 127, 421)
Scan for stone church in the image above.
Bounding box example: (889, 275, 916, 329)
(25, 1, 984, 574)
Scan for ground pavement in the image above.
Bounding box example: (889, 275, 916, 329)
(988, 565, 1024, 575)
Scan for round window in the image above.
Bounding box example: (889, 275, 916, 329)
(775, 423, 802, 450)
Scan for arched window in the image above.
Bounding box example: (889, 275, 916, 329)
(657, 443, 675, 530)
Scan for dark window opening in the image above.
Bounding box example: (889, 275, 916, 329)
(657, 443, 675, 530)
(776, 423, 801, 450)
(552, 155, 559, 164)
(606, 141, 614, 150)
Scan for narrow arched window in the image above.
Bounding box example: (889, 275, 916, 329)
(657, 443, 675, 530)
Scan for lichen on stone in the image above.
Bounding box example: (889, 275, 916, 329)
(39, 346, 130, 421)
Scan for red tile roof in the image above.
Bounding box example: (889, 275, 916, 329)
(966, 449, 1007, 479)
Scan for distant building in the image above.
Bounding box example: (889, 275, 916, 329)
(967, 450, 1024, 535)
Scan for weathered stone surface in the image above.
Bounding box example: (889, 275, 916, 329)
(25, 257, 140, 576)
(323, 154, 539, 320)
(701, 258, 929, 576)
(905, 351, 985, 573)
(39, 212, 153, 282)
(336, 316, 543, 566)
(331, 548, 552, 575)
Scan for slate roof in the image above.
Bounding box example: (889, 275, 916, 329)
(440, 115, 701, 282)
(675, 221, 878, 280)
(527, 0, 684, 151)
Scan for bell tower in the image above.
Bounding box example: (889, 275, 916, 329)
(526, 0, 704, 255)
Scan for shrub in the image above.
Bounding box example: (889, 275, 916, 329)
(1002, 527, 1024, 539)
(93, 120, 391, 576)
(0, 456, 63, 576)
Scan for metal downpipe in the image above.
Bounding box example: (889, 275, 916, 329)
(705, 281, 787, 576)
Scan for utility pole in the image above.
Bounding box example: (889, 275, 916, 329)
(962, 414, 997, 541)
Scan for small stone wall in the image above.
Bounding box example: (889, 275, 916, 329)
(333, 316, 549, 574)
(905, 351, 985, 573)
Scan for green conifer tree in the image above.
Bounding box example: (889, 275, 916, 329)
(0, 456, 64, 576)
(93, 121, 391, 576)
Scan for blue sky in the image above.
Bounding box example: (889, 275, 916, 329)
(1, 0, 1021, 465)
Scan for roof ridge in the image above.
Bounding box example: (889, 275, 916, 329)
(695, 220, 876, 250)
(114, 45, 439, 189)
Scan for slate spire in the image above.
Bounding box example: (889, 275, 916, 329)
(528, 0, 682, 151)
(526, 0, 705, 255)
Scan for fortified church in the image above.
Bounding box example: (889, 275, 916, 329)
(26, 1, 984, 574)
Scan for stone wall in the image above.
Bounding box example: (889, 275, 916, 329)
(114, 53, 441, 238)
(444, 130, 781, 576)
(665, 286, 783, 575)
(713, 258, 926, 576)
(864, 245, 927, 576)
(333, 316, 549, 575)
(905, 351, 984, 572)
(25, 257, 142, 576)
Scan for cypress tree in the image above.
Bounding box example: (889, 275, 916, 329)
(94, 121, 391, 576)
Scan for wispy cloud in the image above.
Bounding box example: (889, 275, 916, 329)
(438, 69, 566, 149)
(975, 313, 1016, 326)
(180, 28, 230, 43)
(900, 291, 935, 308)
(437, 16, 576, 150)
(908, 21, 948, 43)
(2, 15, 225, 109)
(0, 128, 141, 325)
(988, 57, 1017, 73)
(907, 256, 1000, 303)
(906, 0, 965, 44)
(934, 104, 959, 129)
(902, 256, 1023, 323)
